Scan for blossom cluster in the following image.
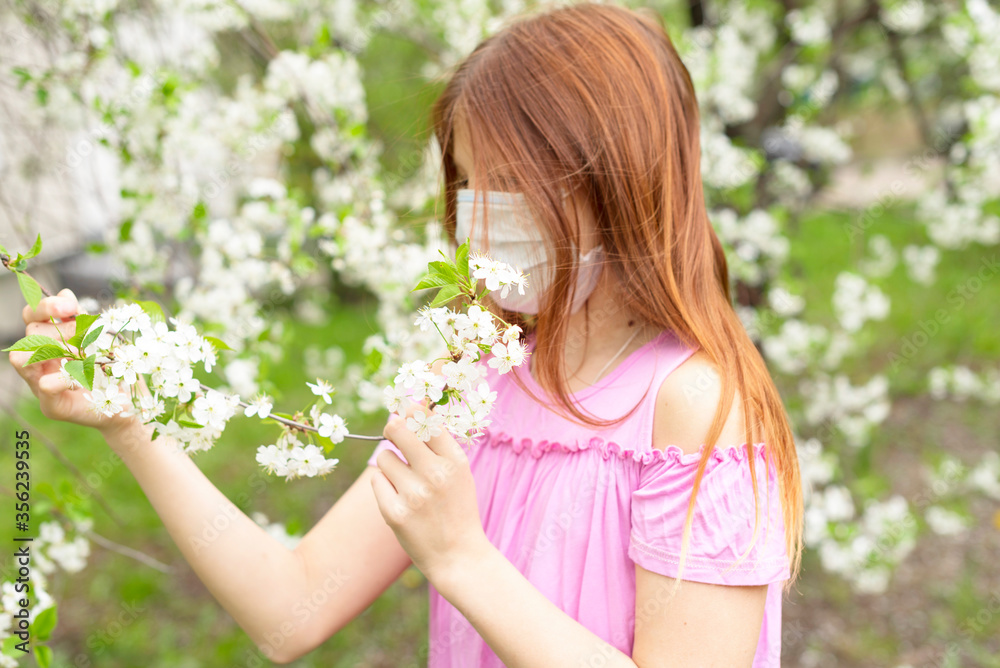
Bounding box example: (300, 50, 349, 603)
(386, 304, 524, 442)
(255, 428, 340, 479)
(66, 304, 245, 453)
(35, 301, 346, 478)
(468, 252, 528, 298)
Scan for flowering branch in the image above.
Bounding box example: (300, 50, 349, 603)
(3, 235, 530, 482)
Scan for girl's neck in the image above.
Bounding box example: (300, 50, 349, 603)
(547, 270, 663, 392)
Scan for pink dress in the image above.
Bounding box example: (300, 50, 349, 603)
(367, 328, 790, 666)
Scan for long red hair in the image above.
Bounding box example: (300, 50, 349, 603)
(428, 1, 803, 591)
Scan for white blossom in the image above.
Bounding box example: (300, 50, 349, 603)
(487, 340, 528, 374)
(306, 378, 336, 404)
(406, 409, 446, 441)
(244, 394, 273, 419)
(317, 413, 349, 444)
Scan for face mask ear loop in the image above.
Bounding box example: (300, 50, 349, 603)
(580, 244, 604, 262)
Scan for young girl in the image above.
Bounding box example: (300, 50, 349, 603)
(12, 3, 803, 666)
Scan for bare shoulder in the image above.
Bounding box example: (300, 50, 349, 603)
(651, 349, 746, 455)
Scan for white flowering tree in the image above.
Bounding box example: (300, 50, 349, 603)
(1, 0, 998, 663)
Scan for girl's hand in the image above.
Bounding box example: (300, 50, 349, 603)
(372, 402, 492, 583)
(9, 289, 139, 437)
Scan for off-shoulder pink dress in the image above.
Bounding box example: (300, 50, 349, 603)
(367, 328, 790, 667)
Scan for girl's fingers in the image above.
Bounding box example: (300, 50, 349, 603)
(374, 448, 413, 488)
(383, 412, 434, 469)
(26, 319, 76, 339)
(399, 401, 465, 461)
(37, 371, 78, 395)
(375, 450, 436, 520)
(371, 469, 407, 525)
(429, 432, 468, 462)
(8, 351, 43, 383)
(22, 288, 78, 324)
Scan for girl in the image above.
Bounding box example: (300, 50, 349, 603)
(11, 3, 803, 666)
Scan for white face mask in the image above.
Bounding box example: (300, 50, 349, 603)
(455, 188, 605, 315)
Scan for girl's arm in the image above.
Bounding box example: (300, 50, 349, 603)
(11, 291, 412, 665)
(101, 419, 412, 665)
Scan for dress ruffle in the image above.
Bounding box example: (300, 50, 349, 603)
(475, 428, 769, 466)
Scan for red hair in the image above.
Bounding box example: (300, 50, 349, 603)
(428, 1, 803, 590)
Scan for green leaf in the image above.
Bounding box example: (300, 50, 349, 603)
(2, 334, 62, 352)
(80, 324, 104, 352)
(31, 605, 57, 642)
(119, 218, 134, 242)
(2, 633, 20, 657)
(430, 285, 462, 308)
(316, 434, 336, 454)
(363, 348, 383, 376)
(429, 260, 461, 283)
(35, 482, 57, 501)
(23, 234, 42, 260)
(192, 201, 207, 220)
(11, 67, 31, 87)
(66, 314, 100, 349)
(76, 313, 99, 331)
(178, 419, 204, 429)
(16, 272, 44, 309)
(0, 242, 9, 256)
(136, 299, 166, 323)
(26, 345, 70, 365)
(63, 360, 87, 389)
(412, 273, 453, 292)
(83, 355, 95, 389)
(203, 336, 232, 352)
(455, 238, 470, 279)
(34, 644, 52, 668)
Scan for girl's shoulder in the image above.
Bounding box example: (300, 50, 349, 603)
(650, 348, 745, 456)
